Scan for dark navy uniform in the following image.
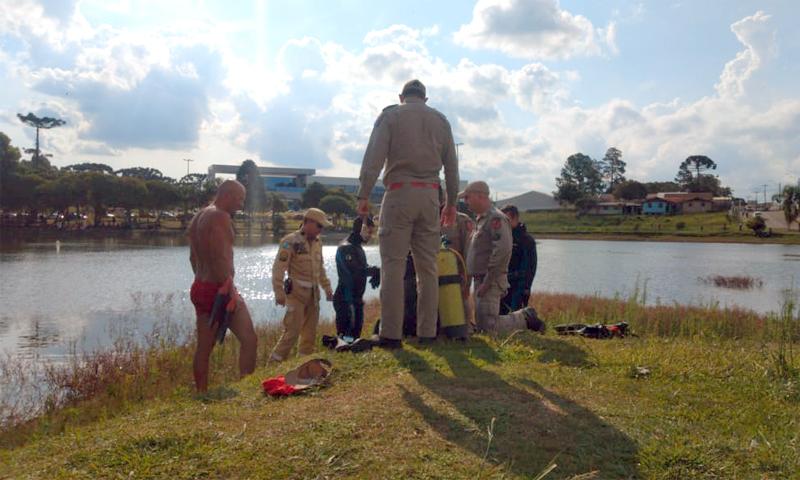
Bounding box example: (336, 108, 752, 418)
(500, 222, 537, 314)
(333, 218, 379, 338)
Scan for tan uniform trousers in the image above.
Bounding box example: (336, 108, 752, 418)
(271, 284, 319, 361)
(474, 279, 527, 335)
(379, 185, 440, 339)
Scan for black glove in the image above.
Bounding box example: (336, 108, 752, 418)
(367, 266, 381, 289)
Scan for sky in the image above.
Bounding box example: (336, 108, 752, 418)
(1, 0, 798, 200)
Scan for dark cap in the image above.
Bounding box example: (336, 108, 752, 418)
(401, 79, 426, 98)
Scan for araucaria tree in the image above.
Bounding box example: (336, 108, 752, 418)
(17, 112, 65, 169)
(676, 155, 716, 189)
(599, 147, 626, 192)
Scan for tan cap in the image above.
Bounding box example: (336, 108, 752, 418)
(458, 180, 490, 198)
(284, 358, 332, 391)
(401, 79, 426, 97)
(304, 207, 332, 227)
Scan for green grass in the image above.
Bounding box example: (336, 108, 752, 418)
(2, 295, 799, 479)
(520, 211, 800, 244)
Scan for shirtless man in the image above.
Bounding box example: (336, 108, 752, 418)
(188, 180, 257, 392)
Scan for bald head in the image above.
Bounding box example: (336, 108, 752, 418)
(215, 180, 246, 214)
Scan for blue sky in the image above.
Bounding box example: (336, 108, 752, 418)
(1, 0, 798, 199)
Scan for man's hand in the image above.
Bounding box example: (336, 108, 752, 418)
(357, 198, 370, 217)
(325, 289, 334, 301)
(275, 295, 286, 307)
(441, 205, 456, 227)
(476, 281, 490, 298)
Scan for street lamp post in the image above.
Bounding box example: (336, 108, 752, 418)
(183, 158, 194, 177)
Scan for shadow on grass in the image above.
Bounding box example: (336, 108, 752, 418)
(194, 386, 239, 403)
(395, 339, 639, 478)
(517, 334, 595, 368)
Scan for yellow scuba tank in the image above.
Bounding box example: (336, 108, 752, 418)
(437, 244, 468, 339)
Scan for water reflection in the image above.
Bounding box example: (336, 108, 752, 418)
(1, 234, 798, 361)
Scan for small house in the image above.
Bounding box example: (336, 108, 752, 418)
(712, 197, 732, 211)
(623, 202, 643, 215)
(677, 197, 713, 214)
(642, 198, 678, 215)
(586, 202, 624, 215)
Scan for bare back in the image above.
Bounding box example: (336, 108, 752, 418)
(188, 205, 235, 283)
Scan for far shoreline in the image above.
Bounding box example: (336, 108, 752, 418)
(533, 232, 800, 246)
(2, 226, 799, 246)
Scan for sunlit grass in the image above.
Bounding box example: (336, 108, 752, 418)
(1, 293, 798, 478)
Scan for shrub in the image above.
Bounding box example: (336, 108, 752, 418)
(747, 216, 766, 233)
(272, 215, 286, 236)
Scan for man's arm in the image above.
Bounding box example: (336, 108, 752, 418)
(272, 238, 292, 305)
(208, 211, 235, 279)
(319, 247, 333, 298)
(187, 214, 199, 274)
(441, 119, 459, 207)
(356, 111, 391, 200)
(335, 248, 354, 305)
(526, 235, 538, 288)
(486, 219, 512, 282)
(460, 216, 474, 262)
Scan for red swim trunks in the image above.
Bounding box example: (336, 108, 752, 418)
(190, 280, 223, 315)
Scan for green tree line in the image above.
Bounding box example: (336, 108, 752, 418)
(1, 132, 218, 226)
(554, 147, 733, 207)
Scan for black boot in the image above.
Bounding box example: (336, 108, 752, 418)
(375, 337, 403, 349)
(523, 307, 546, 333)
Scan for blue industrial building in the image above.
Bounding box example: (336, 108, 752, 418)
(207, 165, 386, 209)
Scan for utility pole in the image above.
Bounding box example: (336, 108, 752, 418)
(183, 158, 194, 177)
(760, 183, 768, 208)
(455, 142, 464, 160)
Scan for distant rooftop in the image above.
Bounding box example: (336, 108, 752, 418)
(496, 190, 561, 211)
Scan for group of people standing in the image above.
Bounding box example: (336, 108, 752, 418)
(187, 79, 539, 392)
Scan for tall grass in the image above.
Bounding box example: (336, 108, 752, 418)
(532, 289, 785, 341)
(2, 291, 796, 445)
(0, 313, 288, 444)
(768, 293, 800, 399)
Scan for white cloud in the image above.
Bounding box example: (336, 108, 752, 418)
(3, 1, 231, 151)
(454, 0, 614, 60)
(715, 11, 775, 99)
(1, 4, 796, 197)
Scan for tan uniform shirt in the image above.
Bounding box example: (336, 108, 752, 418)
(272, 230, 332, 302)
(467, 206, 512, 286)
(441, 211, 474, 260)
(357, 97, 459, 206)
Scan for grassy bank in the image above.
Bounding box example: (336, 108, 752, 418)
(2, 295, 799, 479)
(520, 211, 800, 245)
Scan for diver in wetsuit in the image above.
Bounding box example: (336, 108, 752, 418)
(333, 217, 380, 338)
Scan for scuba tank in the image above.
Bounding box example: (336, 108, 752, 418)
(437, 237, 468, 339)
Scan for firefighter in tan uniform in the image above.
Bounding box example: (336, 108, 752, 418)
(270, 208, 334, 362)
(357, 79, 460, 347)
(460, 181, 545, 335)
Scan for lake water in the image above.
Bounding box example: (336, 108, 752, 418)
(1, 232, 798, 360)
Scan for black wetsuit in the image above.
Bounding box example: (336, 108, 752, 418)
(333, 229, 378, 338)
(500, 222, 537, 314)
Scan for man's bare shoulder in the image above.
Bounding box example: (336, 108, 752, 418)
(191, 207, 230, 233)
